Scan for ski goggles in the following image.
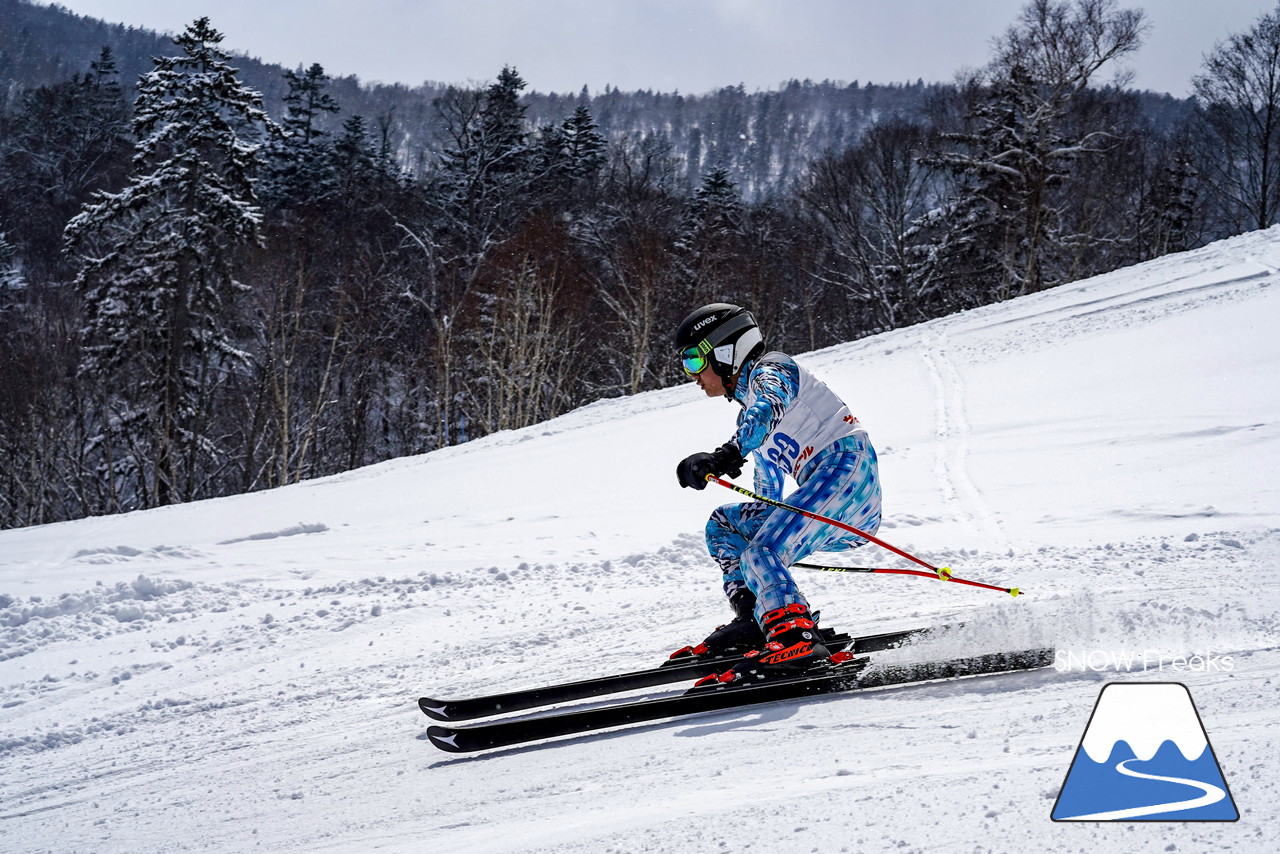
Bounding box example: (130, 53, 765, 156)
(680, 343, 712, 376)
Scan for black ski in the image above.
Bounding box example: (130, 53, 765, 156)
(425, 646, 1055, 753)
(419, 624, 951, 722)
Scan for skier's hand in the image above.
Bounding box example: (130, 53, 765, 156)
(676, 453, 715, 489)
(711, 443, 745, 479)
(677, 443, 745, 489)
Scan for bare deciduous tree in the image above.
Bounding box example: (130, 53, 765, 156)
(801, 119, 940, 330)
(1194, 4, 1280, 234)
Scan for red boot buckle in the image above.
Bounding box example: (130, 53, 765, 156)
(766, 617, 815, 638)
(760, 603, 807, 624)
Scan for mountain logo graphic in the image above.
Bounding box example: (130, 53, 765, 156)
(1052, 682, 1238, 821)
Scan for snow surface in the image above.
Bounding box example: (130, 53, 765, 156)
(3, 228, 1280, 852)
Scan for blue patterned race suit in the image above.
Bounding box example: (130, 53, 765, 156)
(706, 353, 882, 622)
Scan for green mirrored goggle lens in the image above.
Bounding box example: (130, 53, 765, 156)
(680, 347, 708, 376)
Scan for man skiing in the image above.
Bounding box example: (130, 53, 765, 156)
(672, 303, 882, 684)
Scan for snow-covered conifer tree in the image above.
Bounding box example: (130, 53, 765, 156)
(532, 104, 607, 208)
(65, 17, 273, 508)
(550, 105, 607, 183)
(261, 62, 340, 211)
(478, 66, 532, 176)
(675, 165, 744, 297)
(434, 66, 535, 259)
(0, 47, 130, 279)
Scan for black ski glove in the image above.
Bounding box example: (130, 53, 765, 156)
(676, 443, 745, 490)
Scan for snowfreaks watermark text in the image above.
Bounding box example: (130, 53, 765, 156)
(1054, 649, 1235, 673)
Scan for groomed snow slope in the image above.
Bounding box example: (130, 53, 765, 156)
(2, 228, 1279, 853)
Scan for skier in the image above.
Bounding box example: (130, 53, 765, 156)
(672, 303, 882, 683)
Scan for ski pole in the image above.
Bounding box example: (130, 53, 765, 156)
(792, 562, 1020, 596)
(705, 474, 1021, 597)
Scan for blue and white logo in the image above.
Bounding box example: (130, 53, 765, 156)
(1052, 682, 1238, 821)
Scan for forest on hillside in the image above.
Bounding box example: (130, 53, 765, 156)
(0, 0, 1021, 200)
(1, 0, 1278, 528)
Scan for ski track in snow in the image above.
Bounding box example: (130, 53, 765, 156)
(921, 329, 1011, 553)
(957, 253, 1276, 362)
(3, 228, 1280, 852)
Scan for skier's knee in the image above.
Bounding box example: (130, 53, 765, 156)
(704, 504, 741, 550)
(741, 543, 783, 577)
(706, 503, 740, 531)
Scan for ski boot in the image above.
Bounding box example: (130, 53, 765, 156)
(666, 590, 765, 664)
(692, 603, 831, 688)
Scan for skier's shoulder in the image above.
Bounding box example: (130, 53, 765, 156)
(747, 350, 799, 384)
(742, 351, 800, 399)
(754, 350, 795, 370)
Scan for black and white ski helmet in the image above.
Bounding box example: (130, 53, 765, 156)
(673, 303, 764, 380)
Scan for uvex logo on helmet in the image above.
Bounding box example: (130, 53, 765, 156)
(692, 314, 721, 332)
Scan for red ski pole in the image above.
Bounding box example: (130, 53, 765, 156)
(792, 562, 1019, 595)
(705, 474, 1021, 597)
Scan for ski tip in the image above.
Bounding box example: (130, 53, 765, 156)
(1009, 587, 1022, 598)
(426, 726, 466, 753)
(418, 697, 453, 720)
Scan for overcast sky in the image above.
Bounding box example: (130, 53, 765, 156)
(38, 0, 1280, 97)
